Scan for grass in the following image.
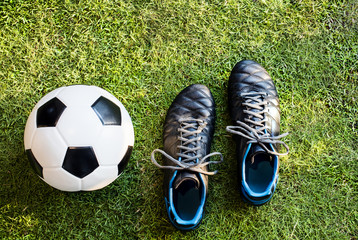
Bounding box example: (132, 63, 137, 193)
(0, 0, 357, 239)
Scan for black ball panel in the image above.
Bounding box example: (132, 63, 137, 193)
(118, 146, 133, 175)
(37, 97, 66, 127)
(62, 147, 99, 178)
(91, 96, 122, 126)
(26, 149, 43, 178)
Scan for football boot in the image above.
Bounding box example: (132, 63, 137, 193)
(151, 84, 223, 230)
(226, 60, 289, 205)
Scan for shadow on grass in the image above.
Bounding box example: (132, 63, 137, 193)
(0, 147, 142, 238)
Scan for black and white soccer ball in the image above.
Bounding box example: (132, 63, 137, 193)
(24, 85, 135, 192)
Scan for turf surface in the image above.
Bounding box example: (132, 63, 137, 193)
(0, 0, 357, 239)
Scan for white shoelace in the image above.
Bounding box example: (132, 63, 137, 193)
(226, 92, 289, 158)
(151, 118, 223, 175)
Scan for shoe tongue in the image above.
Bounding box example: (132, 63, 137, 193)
(251, 144, 266, 154)
(249, 144, 270, 163)
(173, 171, 200, 189)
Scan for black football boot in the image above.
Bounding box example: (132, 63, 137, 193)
(226, 60, 289, 205)
(151, 84, 223, 230)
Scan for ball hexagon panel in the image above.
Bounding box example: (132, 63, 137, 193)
(93, 126, 130, 166)
(24, 110, 37, 150)
(36, 97, 67, 127)
(56, 85, 102, 107)
(92, 96, 122, 126)
(114, 101, 135, 147)
(56, 106, 103, 146)
(62, 147, 99, 178)
(122, 117, 135, 147)
(81, 166, 118, 191)
(31, 128, 68, 168)
(44, 168, 82, 192)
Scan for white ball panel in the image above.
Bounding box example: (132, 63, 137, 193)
(57, 106, 102, 146)
(118, 105, 135, 146)
(81, 166, 118, 191)
(43, 168, 81, 192)
(94, 126, 128, 166)
(56, 85, 102, 107)
(122, 113, 135, 146)
(24, 110, 37, 149)
(31, 128, 68, 168)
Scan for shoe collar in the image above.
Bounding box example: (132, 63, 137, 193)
(241, 143, 279, 198)
(165, 167, 206, 228)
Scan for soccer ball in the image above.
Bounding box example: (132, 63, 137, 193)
(24, 85, 135, 192)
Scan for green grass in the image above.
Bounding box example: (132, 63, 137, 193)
(1, 0, 357, 239)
